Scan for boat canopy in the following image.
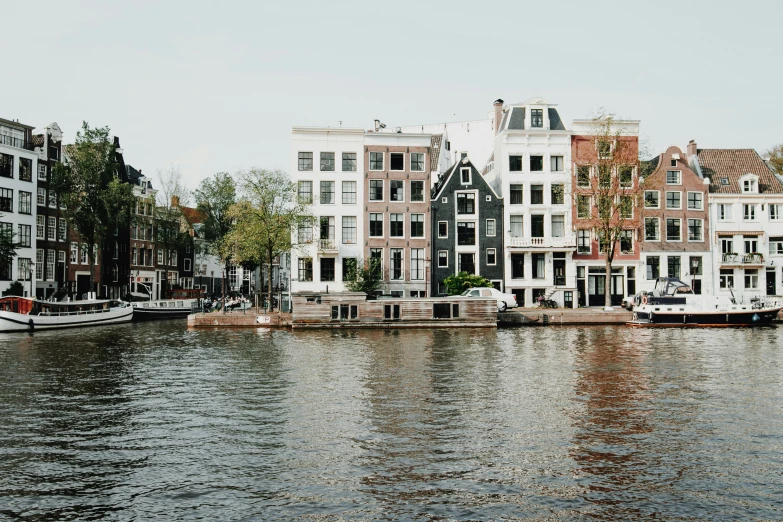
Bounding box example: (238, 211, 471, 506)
(652, 278, 694, 297)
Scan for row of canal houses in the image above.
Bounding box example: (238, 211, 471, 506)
(291, 97, 783, 307)
(0, 117, 213, 300)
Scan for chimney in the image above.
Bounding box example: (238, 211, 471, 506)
(687, 140, 697, 158)
(493, 99, 504, 135)
(171, 195, 180, 208)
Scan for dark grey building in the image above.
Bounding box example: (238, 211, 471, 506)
(431, 159, 503, 296)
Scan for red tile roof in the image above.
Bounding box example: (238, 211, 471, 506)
(697, 148, 783, 194)
(179, 205, 205, 224)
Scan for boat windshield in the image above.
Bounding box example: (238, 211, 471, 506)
(655, 278, 694, 296)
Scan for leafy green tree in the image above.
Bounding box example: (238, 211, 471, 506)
(767, 144, 783, 176)
(194, 172, 237, 301)
(51, 122, 136, 295)
(225, 168, 312, 309)
(442, 271, 493, 296)
(343, 258, 383, 296)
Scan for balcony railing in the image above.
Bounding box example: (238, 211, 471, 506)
(317, 239, 338, 252)
(508, 236, 576, 249)
(0, 134, 35, 151)
(721, 253, 764, 264)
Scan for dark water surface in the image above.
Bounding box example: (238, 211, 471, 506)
(1, 323, 782, 521)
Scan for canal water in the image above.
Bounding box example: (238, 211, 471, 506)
(1, 323, 782, 521)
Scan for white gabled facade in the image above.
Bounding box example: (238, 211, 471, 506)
(290, 127, 365, 293)
(484, 98, 576, 307)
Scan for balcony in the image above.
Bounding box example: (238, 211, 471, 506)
(0, 134, 34, 151)
(508, 236, 576, 249)
(317, 239, 339, 254)
(721, 253, 764, 266)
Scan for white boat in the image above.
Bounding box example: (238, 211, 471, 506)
(0, 296, 133, 333)
(131, 298, 200, 321)
(628, 278, 783, 327)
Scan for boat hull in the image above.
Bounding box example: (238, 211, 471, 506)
(628, 308, 782, 327)
(0, 305, 134, 333)
(131, 299, 200, 321)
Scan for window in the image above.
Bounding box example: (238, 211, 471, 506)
(36, 215, 44, 239)
(438, 250, 448, 268)
(644, 191, 660, 209)
(666, 170, 681, 184)
(342, 216, 357, 244)
(369, 213, 383, 237)
(38, 163, 47, 181)
(597, 141, 613, 159)
(320, 258, 335, 282)
(37, 187, 45, 206)
(531, 109, 543, 127)
(438, 221, 448, 238)
(36, 249, 44, 278)
(687, 192, 703, 210)
(530, 185, 544, 205)
(577, 195, 590, 218)
(342, 152, 356, 172)
(70, 243, 77, 263)
(620, 230, 634, 253)
(132, 247, 138, 265)
(457, 222, 475, 245)
(457, 193, 475, 214)
(667, 256, 681, 279)
(769, 237, 783, 256)
(511, 253, 524, 278)
(342, 181, 356, 204)
(486, 219, 496, 237)
(58, 219, 66, 241)
(460, 168, 471, 185)
(688, 219, 703, 241)
(19, 158, 32, 182)
(598, 165, 611, 188)
(298, 152, 313, 171)
(318, 181, 335, 204)
(531, 215, 544, 238)
(551, 215, 565, 238)
(510, 215, 523, 237)
(390, 249, 403, 280)
(577, 165, 590, 187)
(184, 259, 191, 272)
(743, 178, 757, 193)
(390, 213, 404, 237)
(665, 191, 681, 209)
(718, 204, 732, 221)
(410, 249, 424, 280)
(370, 151, 384, 170)
(530, 155, 543, 171)
(690, 256, 703, 276)
(666, 218, 681, 241)
(369, 180, 383, 201)
(744, 269, 758, 289)
(647, 256, 660, 279)
(390, 180, 404, 201)
(47, 216, 56, 240)
(48, 189, 56, 208)
(342, 258, 357, 281)
(645, 218, 660, 241)
(744, 237, 758, 254)
(481, 248, 495, 268)
(46, 250, 55, 280)
(84, 245, 90, 265)
(319, 216, 335, 242)
(577, 229, 590, 254)
(743, 204, 756, 221)
(551, 184, 564, 204)
(770, 204, 782, 221)
(551, 156, 564, 172)
(617, 166, 633, 188)
(721, 238, 734, 255)
(532, 253, 545, 279)
(17, 224, 31, 247)
(0, 188, 11, 212)
(18, 191, 31, 214)
(410, 214, 424, 238)
(0, 153, 11, 178)
(319, 152, 334, 172)
(390, 152, 404, 171)
(620, 195, 633, 218)
(298, 258, 313, 281)
(510, 184, 523, 204)
(411, 153, 424, 172)
(410, 181, 424, 202)
(720, 268, 734, 289)
(298, 218, 313, 243)
(509, 155, 523, 172)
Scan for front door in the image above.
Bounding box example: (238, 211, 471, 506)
(588, 275, 605, 306)
(577, 280, 586, 307)
(611, 274, 624, 306)
(553, 260, 566, 286)
(767, 269, 776, 295)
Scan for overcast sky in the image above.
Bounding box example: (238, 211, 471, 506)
(4, 0, 782, 193)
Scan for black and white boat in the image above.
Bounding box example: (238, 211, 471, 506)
(131, 298, 201, 321)
(0, 296, 133, 333)
(628, 277, 783, 327)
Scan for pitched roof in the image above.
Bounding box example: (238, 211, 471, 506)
(696, 149, 783, 194)
(430, 134, 443, 172)
(179, 204, 206, 225)
(31, 134, 45, 147)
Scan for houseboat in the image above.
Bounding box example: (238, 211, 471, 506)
(0, 296, 133, 333)
(129, 288, 202, 321)
(628, 278, 783, 327)
(291, 291, 498, 329)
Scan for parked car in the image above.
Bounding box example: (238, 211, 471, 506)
(461, 287, 518, 312)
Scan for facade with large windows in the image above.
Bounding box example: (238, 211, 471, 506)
(640, 145, 712, 294)
(290, 127, 365, 293)
(689, 144, 783, 298)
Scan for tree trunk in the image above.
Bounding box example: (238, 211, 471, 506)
(604, 257, 612, 309)
(222, 260, 228, 313)
(267, 250, 273, 312)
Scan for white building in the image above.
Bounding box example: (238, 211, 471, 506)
(483, 98, 576, 307)
(290, 127, 365, 292)
(690, 146, 783, 298)
(0, 117, 40, 297)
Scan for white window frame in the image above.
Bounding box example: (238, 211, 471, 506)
(718, 203, 732, 221)
(37, 163, 47, 181)
(438, 250, 448, 268)
(184, 258, 192, 272)
(410, 248, 424, 281)
(688, 218, 704, 242)
(389, 180, 405, 202)
(410, 214, 424, 238)
(460, 167, 471, 185)
(769, 204, 782, 221)
(487, 248, 497, 266)
(666, 218, 682, 242)
(666, 170, 681, 185)
(389, 213, 404, 238)
(743, 204, 756, 221)
(687, 191, 703, 210)
(665, 191, 682, 210)
(438, 221, 448, 238)
(644, 190, 660, 209)
(369, 179, 384, 202)
(410, 152, 425, 172)
(645, 217, 660, 241)
(577, 229, 591, 254)
(486, 219, 496, 237)
(389, 152, 405, 172)
(369, 213, 383, 238)
(369, 151, 384, 171)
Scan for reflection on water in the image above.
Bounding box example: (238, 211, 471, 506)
(1, 324, 782, 520)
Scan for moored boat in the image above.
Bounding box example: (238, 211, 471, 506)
(0, 296, 133, 333)
(628, 277, 783, 327)
(131, 298, 201, 321)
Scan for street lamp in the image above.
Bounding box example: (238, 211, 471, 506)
(691, 258, 699, 293)
(29, 262, 35, 299)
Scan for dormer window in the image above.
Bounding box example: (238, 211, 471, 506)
(743, 178, 757, 193)
(670, 159, 677, 167)
(531, 109, 543, 128)
(721, 178, 729, 185)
